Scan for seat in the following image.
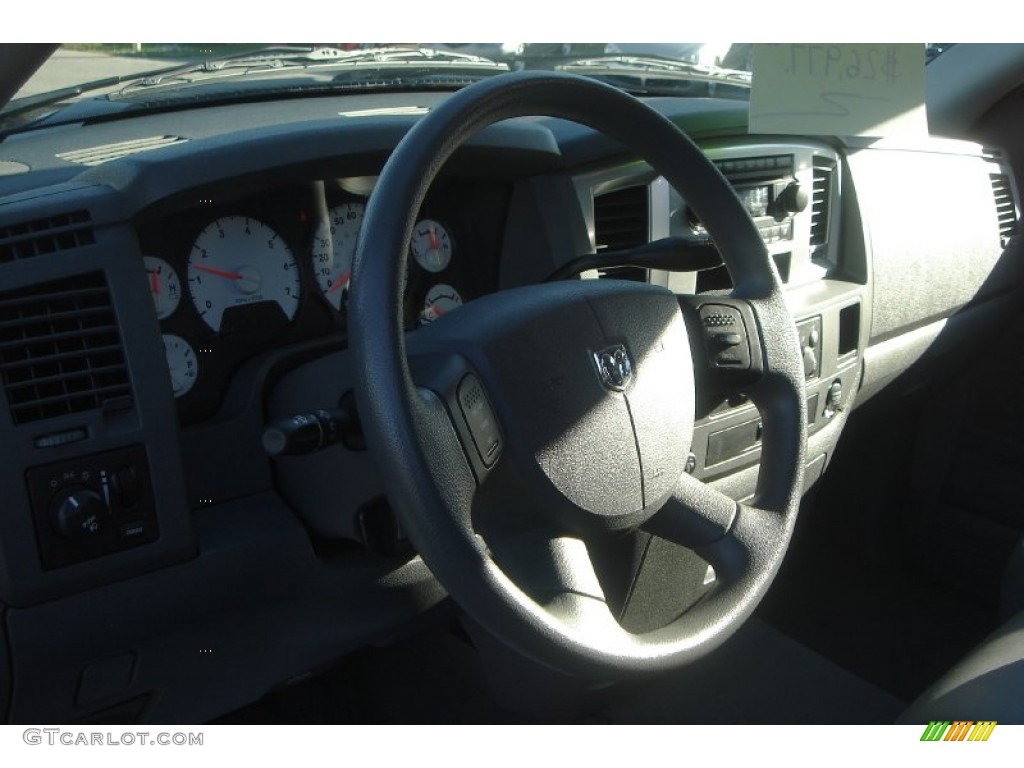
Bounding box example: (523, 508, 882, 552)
(898, 608, 1024, 724)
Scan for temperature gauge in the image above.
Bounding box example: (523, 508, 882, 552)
(144, 256, 182, 320)
(420, 284, 463, 325)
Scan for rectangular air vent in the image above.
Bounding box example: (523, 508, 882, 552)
(0, 210, 95, 265)
(990, 173, 1018, 248)
(56, 135, 189, 166)
(0, 273, 133, 425)
(593, 185, 649, 282)
(810, 158, 835, 247)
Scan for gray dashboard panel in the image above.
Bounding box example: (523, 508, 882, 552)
(845, 141, 1011, 343)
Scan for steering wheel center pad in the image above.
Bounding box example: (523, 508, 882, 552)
(409, 280, 694, 532)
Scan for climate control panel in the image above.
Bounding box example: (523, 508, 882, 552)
(26, 445, 158, 569)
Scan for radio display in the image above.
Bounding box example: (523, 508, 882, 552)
(736, 185, 772, 218)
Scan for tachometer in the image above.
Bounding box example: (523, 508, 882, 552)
(187, 216, 301, 332)
(312, 202, 364, 310)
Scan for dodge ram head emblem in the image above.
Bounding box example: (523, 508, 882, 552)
(594, 345, 633, 391)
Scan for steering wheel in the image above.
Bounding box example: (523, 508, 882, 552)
(349, 71, 806, 676)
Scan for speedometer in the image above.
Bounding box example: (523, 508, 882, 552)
(312, 202, 364, 310)
(187, 216, 301, 332)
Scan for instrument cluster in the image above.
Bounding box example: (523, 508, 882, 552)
(137, 175, 508, 424)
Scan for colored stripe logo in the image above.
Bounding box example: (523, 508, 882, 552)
(920, 721, 997, 741)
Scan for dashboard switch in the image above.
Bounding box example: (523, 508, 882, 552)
(112, 466, 140, 509)
(50, 488, 107, 539)
(824, 380, 844, 419)
(262, 409, 359, 456)
(457, 374, 502, 468)
(699, 304, 751, 370)
(27, 445, 159, 569)
(796, 316, 823, 380)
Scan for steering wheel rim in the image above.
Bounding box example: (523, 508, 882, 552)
(349, 71, 807, 676)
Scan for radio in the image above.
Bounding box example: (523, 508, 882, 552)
(687, 154, 808, 245)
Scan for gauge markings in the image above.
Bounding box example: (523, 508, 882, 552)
(144, 256, 181, 320)
(312, 202, 364, 310)
(411, 218, 452, 273)
(163, 334, 198, 398)
(187, 216, 300, 332)
(420, 284, 463, 325)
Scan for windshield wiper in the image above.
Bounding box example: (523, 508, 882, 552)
(0, 45, 506, 127)
(557, 55, 751, 88)
(0, 45, 320, 124)
(119, 46, 506, 93)
(0, 46, 509, 138)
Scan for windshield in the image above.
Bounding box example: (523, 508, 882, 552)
(8, 43, 951, 137)
(5, 43, 757, 133)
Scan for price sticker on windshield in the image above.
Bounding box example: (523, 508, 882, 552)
(748, 44, 927, 138)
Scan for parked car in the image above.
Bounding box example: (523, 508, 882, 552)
(0, 42, 1021, 726)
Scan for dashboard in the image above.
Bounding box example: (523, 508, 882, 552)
(0, 76, 1019, 723)
(136, 174, 510, 423)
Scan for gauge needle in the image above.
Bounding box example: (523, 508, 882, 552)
(147, 270, 160, 294)
(428, 302, 445, 318)
(193, 264, 244, 280)
(428, 225, 439, 250)
(329, 270, 351, 293)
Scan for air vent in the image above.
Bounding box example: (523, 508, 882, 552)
(990, 173, 1017, 248)
(56, 135, 189, 166)
(0, 273, 133, 425)
(593, 185, 649, 282)
(594, 185, 649, 251)
(810, 158, 835, 247)
(0, 210, 95, 264)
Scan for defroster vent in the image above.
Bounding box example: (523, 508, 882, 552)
(0, 273, 133, 425)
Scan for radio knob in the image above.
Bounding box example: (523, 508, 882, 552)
(50, 488, 107, 539)
(777, 182, 809, 215)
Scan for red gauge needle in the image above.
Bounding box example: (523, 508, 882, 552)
(428, 302, 445, 317)
(147, 270, 160, 294)
(428, 225, 439, 250)
(194, 264, 244, 280)
(328, 270, 351, 293)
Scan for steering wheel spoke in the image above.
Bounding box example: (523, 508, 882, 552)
(642, 471, 738, 549)
(695, 502, 793, 589)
